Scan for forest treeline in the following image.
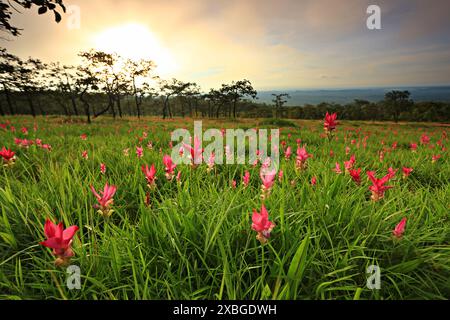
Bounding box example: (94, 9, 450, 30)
(1, 47, 449, 123)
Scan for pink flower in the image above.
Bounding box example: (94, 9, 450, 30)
(136, 146, 144, 158)
(349, 168, 361, 185)
(42, 144, 52, 152)
(432, 154, 441, 163)
(260, 168, 276, 199)
(393, 217, 407, 239)
(80, 134, 87, 140)
(176, 171, 182, 183)
(345, 146, 350, 156)
(284, 146, 292, 160)
(296, 146, 311, 171)
(333, 162, 342, 174)
(251, 204, 276, 244)
(90, 183, 117, 217)
(402, 167, 413, 179)
(40, 219, 79, 266)
(311, 176, 317, 186)
(21, 127, 28, 135)
(231, 180, 237, 189)
(183, 136, 203, 166)
(163, 155, 177, 180)
(207, 152, 215, 173)
(367, 171, 394, 201)
(344, 155, 356, 173)
(142, 164, 157, 188)
(324, 112, 338, 133)
(278, 170, 283, 183)
(243, 171, 250, 187)
(0, 147, 16, 166)
(82, 150, 88, 160)
(100, 163, 106, 174)
(410, 143, 418, 152)
(420, 134, 430, 145)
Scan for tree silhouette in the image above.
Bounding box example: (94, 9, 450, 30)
(384, 90, 413, 122)
(159, 78, 193, 119)
(272, 93, 290, 118)
(220, 79, 257, 118)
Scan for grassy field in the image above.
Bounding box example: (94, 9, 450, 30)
(0, 115, 449, 300)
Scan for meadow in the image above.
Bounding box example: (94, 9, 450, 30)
(0, 115, 449, 300)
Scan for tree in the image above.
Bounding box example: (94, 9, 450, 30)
(0, 48, 20, 114)
(15, 58, 47, 117)
(1, 0, 66, 38)
(47, 62, 79, 116)
(159, 78, 194, 119)
(124, 59, 157, 119)
(384, 90, 413, 122)
(272, 93, 290, 118)
(220, 79, 257, 118)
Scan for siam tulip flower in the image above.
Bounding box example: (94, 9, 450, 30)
(295, 146, 311, 171)
(243, 171, 250, 187)
(163, 155, 177, 181)
(296, 139, 301, 147)
(179, 146, 184, 157)
(311, 176, 317, 186)
(344, 155, 356, 173)
(21, 127, 28, 135)
(367, 171, 394, 201)
(324, 112, 338, 135)
(391, 142, 398, 150)
(231, 180, 237, 189)
(142, 164, 157, 188)
(402, 167, 413, 179)
(100, 163, 106, 174)
(379, 150, 385, 162)
(432, 154, 441, 163)
(284, 146, 292, 160)
(40, 219, 79, 267)
(123, 148, 130, 157)
(90, 183, 117, 217)
(207, 152, 215, 173)
(329, 149, 334, 157)
(345, 146, 350, 156)
(42, 144, 52, 152)
(260, 168, 276, 200)
(278, 170, 283, 183)
(36, 139, 42, 146)
(420, 134, 430, 145)
(387, 167, 398, 179)
(393, 217, 407, 239)
(183, 136, 203, 167)
(349, 168, 361, 185)
(176, 171, 182, 184)
(147, 141, 153, 150)
(251, 204, 276, 244)
(0, 147, 16, 167)
(80, 134, 87, 140)
(169, 141, 173, 149)
(333, 162, 342, 174)
(136, 146, 144, 158)
(82, 150, 88, 160)
(410, 143, 418, 152)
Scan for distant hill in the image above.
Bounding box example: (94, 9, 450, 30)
(257, 86, 450, 106)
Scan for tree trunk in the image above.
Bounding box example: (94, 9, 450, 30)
(80, 90, 91, 124)
(3, 84, 14, 114)
(27, 93, 36, 117)
(116, 95, 123, 118)
(0, 101, 5, 116)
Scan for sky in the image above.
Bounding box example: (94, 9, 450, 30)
(3, 0, 450, 91)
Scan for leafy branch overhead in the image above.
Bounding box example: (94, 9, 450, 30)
(0, 0, 66, 37)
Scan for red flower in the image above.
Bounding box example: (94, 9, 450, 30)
(142, 164, 157, 188)
(251, 204, 276, 244)
(40, 219, 79, 266)
(393, 217, 407, 239)
(324, 112, 338, 133)
(402, 167, 413, 178)
(163, 155, 177, 180)
(90, 183, 117, 217)
(0, 147, 16, 166)
(367, 170, 394, 201)
(349, 168, 361, 185)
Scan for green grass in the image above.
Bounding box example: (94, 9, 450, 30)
(0, 115, 449, 300)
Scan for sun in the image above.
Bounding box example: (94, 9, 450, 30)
(92, 23, 177, 76)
